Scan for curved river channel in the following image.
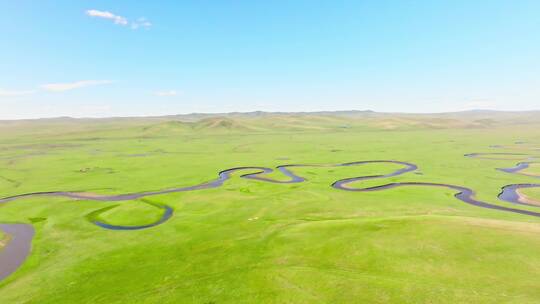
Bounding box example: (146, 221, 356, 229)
(1, 153, 539, 281)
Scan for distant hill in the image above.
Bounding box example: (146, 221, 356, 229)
(1, 109, 538, 123)
(0, 110, 538, 140)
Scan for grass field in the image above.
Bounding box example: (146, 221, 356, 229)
(523, 188, 540, 198)
(520, 188, 540, 207)
(1, 111, 540, 303)
(524, 163, 540, 176)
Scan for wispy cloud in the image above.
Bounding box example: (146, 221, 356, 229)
(154, 90, 179, 97)
(86, 9, 151, 29)
(461, 100, 500, 110)
(86, 9, 128, 25)
(40, 80, 113, 92)
(131, 18, 152, 30)
(0, 88, 34, 97)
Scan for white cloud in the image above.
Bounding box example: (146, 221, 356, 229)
(460, 100, 501, 111)
(154, 90, 179, 97)
(40, 80, 113, 92)
(86, 9, 128, 25)
(131, 17, 152, 30)
(0, 88, 34, 97)
(86, 10, 151, 30)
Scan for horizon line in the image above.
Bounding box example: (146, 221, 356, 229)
(1, 108, 539, 122)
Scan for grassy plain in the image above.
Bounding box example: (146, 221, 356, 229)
(524, 163, 540, 176)
(0, 111, 540, 303)
(521, 188, 540, 204)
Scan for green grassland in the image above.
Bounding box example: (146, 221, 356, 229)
(524, 163, 540, 176)
(1, 111, 540, 303)
(521, 187, 540, 201)
(86, 199, 167, 227)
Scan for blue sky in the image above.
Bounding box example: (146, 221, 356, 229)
(1, 1, 539, 119)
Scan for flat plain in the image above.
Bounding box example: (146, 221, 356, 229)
(0, 111, 540, 303)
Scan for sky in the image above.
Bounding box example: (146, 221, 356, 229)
(1, 0, 540, 119)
